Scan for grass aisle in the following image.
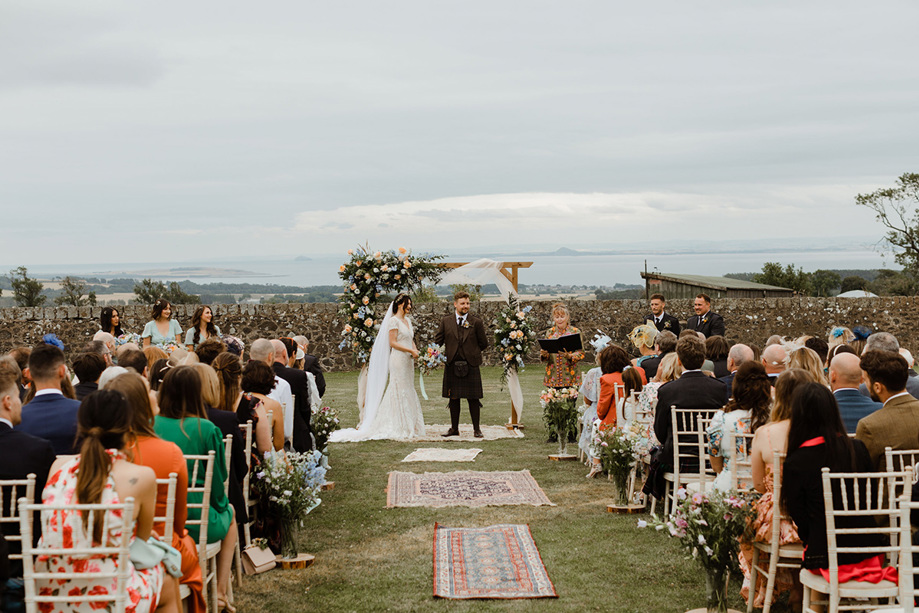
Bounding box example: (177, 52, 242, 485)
(235, 366, 748, 612)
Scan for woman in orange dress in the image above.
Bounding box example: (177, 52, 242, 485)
(107, 372, 206, 613)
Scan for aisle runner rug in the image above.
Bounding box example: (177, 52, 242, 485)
(433, 523, 557, 599)
(416, 425, 524, 442)
(386, 470, 554, 508)
(402, 448, 483, 463)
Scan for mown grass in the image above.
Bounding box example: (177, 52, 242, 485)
(234, 366, 750, 612)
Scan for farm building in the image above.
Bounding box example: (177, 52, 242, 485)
(640, 272, 796, 300)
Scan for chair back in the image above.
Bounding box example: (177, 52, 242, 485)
(223, 433, 233, 492)
(153, 472, 178, 543)
(895, 495, 919, 611)
(18, 496, 136, 613)
(184, 451, 216, 569)
(631, 391, 653, 426)
(819, 467, 912, 593)
(726, 427, 756, 492)
(885, 447, 919, 498)
(0, 474, 36, 562)
(240, 420, 255, 546)
(671, 407, 720, 487)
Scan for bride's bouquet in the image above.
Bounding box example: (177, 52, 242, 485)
(417, 343, 447, 400)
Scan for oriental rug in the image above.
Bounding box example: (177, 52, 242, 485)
(433, 523, 557, 599)
(415, 424, 524, 442)
(401, 448, 483, 463)
(386, 470, 554, 508)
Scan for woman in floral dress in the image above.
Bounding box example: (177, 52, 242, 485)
(540, 304, 585, 443)
(37, 390, 179, 612)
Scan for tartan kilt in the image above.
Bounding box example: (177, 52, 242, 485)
(442, 362, 484, 399)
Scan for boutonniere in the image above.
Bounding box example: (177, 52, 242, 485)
(664, 321, 671, 329)
(462, 320, 471, 329)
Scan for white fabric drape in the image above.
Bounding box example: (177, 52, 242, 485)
(507, 368, 524, 422)
(437, 259, 516, 302)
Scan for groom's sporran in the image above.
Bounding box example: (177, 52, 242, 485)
(434, 291, 490, 437)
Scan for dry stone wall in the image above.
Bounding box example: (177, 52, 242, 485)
(0, 297, 915, 371)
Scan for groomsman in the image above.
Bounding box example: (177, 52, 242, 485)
(686, 293, 725, 338)
(644, 293, 680, 335)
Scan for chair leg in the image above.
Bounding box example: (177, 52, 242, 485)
(233, 539, 244, 586)
(747, 547, 759, 613)
(761, 551, 780, 613)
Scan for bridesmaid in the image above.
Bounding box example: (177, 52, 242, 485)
(185, 305, 221, 351)
(142, 299, 183, 349)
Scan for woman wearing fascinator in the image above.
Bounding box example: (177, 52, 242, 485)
(331, 293, 425, 442)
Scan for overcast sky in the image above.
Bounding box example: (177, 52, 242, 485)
(2, 1, 918, 268)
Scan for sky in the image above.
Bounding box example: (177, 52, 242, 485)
(2, 1, 918, 269)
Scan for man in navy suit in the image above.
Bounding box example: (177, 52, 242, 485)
(830, 352, 881, 433)
(16, 343, 81, 456)
(685, 293, 725, 338)
(644, 293, 681, 336)
(719, 343, 754, 403)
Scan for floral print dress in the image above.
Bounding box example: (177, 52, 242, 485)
(36, 451, 163, 613)
(543, 325, 585, 388)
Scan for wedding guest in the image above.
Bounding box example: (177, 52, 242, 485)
(141, 299, 183, 349)
(105, 372, 205, 613)
(16, 343, 81, 455)
(540, 303, 586, 389)
(148, 358, 170, 392)
(638, 330, 677, 380)
(154, 366, 237, 610)
(644, 293, 680, 335)
(72, 352, 105, 400)
(628, 323, 659, 371)
(249, 340, 293, 446)
(293, 335, 326, 398)
(38, 389, 180, 612)
(787, 346, 828, 385)
(826, 342, 857, 368)
(632, 353, 681, 459)
(829, 352, 880, 433)
(616, 368, 644, 429)
(827, 326, 855, 350)
(781, 383, 885, 600)
(804, 337, 829, 366)
(761, 344, 787, 383)
(680, 330, 716, 373)
(857, 331, 919, 398)
(90, 334, 117, 364)
(144, 346, 169, 375)
(185, 305, 221, 351)
(706, 362, 771, 492)
(578, 333, 611, 467)
(270, 339, 313, 451)
(119, 348, 150, 378)
(719, 344, 754, 403)
(765, 335, 785, 347)
(686, 293, 725, 338)
(855, 350, 919, 469)
(8, 347, 31, 400)
(221, 335, 244, 358)
(99, 306, 125, 337)
(705, 335, 730, 378)
(239, 359, 285, 453)
(194, 338, 227, 367)
(97, 366, 129, 390)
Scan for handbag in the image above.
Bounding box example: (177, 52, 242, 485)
(454, 360, 469, 378)
(241, 543, 277, 575)
(130, 537, 182, 578)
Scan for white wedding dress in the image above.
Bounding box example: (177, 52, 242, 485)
(331, 315, 425, 442)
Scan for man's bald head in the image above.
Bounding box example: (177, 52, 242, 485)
(249, 339, 275, 364)
(727, 344, 754, 373)
(761, 344, 787, 375)
(829, 352, 864, 389)
(270, 339, 288, 365)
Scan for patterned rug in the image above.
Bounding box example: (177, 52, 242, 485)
(386, 470, 554, 508)
(401, 448, 483, 462)
(433, 524, 557, 599)
(416, 424, 524, 442)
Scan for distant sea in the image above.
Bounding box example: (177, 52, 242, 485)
(19, 247, 891, 288)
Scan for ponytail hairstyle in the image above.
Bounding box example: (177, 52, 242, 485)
(391, 293, 411, 315)
(212, 352, 242, 413)
(74, 389, 133, 542)
(190, 305, 218, 346)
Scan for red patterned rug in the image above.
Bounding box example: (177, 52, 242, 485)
(433, 523, 557, 599)
(386, 470, 554, 508)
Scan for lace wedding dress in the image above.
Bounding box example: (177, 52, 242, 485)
(331, 315, 425, 441)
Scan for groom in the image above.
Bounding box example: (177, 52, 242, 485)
(434, 291, 489, 438)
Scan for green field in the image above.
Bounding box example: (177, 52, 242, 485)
(234, 365, 755, 612)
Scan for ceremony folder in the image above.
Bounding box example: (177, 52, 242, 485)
(538, 334, 582, 353)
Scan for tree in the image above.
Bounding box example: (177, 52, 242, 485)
(868, 269, 917, 296)
(133, 278, 200, 305)
(9, 267, 46, 307)
(810, 269, 841, 297)
(54, 276, 96, 306)
(856, 172, 919, 284)
(840, 275, 868, 293)
(752, 262, 812, 294)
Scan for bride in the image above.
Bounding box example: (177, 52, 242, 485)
(331, 293, 426, 441)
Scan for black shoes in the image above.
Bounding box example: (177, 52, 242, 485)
(473, 429, 484, 438)
(442, 428, 459, 437)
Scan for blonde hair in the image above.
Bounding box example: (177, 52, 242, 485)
(190, 363, 221, 408)
(787, 347, 828, 385)
(143, 346, 168, 373)
(655, 353, 683, 383)
(551, 303, 570, 325)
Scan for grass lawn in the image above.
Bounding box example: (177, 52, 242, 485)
(234, 366, 752, 612)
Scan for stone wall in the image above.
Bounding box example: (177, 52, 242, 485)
(0, 297, 915, 370)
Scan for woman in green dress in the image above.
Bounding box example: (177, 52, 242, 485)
(154, 365, 238, 613)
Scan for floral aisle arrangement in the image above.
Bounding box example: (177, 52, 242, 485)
(311, 406, 341, 454)
(337, 246, 444, 365)
(645, 488, 756, 612)
(493, 304, 536, 383)
(593, 426, 642, 505)
(416, 343, 447, 400)
(255, 450, 327, 559)
(540, 387, 579, 455)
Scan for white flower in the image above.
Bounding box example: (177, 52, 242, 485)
(676, 488, 688, 501)
(637, 519, 647, 528)
(697, 534, 706, 545)
(704, 546, 714, 556)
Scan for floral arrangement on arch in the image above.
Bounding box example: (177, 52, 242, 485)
(337, 246, 444, 364)
(493, 303, 536, 383)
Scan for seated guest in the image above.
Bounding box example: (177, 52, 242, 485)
(38, 390, 180, 612)
(787, 346, 828, 385)
(143, 346, 169, 375)
(855, 350, 919, 469)
(271, 339, 314, 451)
(148, 359, 170, 393)
(633, 353, 681, 460)
(830, 352, 881, 433)
(239, 360, 286, 453)
(119, 348, 150, 378)
(706, 362, 771, 491)
(84, 338, 114, 367)
(719, 344, 754, 403)
(106, 373, 205, 613)
(193, 338, 226, 367)
(637, 330, 676, 380)
(184, 305, 221, 351)
(857, 331, 919, 398)
(627, 323, 659, 371)
(98, 366, 129, 389)
(804, 336, 829, 367)
(8, 347, 31, 401)
(72, 352, 106, 400)
(249, 340, 294, 446)
(826, 342, 857, 369)
(705, 335, 731, 379)
(681, 330, 716, 373)
(16, 343, 81, 456)
(578, 334, 610, 469)
(154, 366, 237, 609)
(827, 326, 855, 351)
(292, 335, 325, 398)
(761, 343, 787, 384)
(782, 383, 889, 600)
(653, 334, 726, 478)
